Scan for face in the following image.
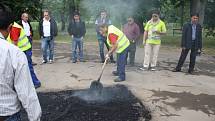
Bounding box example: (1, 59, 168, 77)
(99, 27, 108, 37)
(43, 12, 50, 20)
(191, 15, 199, 24)
(22, 13, 28, 22)
(74, 15, 80, 21)
(152, 14, 159, 21)
(127, 17, 134, 24)
(100, 12, 107, 19)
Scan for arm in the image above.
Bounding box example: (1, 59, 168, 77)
(83, 22, 86, 36)
(29, 21, 34, 37)
(9, 27, 21, 46)
(143, 31, 148, 45)
(14, 52, 42, 121)
(181, 24, 187, 49)
(38, 21, 43, 38)
(198, 24, 202, 50)
(156, 22, 167, 35)
(53, 19, 58, 36)
(134, 24, 140, 41)
(106, 33, 118, 56)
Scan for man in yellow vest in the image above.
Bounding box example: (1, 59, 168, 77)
(99, 24, 130, 82)
(7, 22, 41, 88)
(140, 10, 166, 71)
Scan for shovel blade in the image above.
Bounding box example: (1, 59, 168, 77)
(90, 81, 103, 92)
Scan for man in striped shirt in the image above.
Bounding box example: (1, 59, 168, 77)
(0, 7, 41, 121)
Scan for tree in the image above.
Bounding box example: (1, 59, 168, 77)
(190, 0, 208, 25)
(0, 0, 41, 21)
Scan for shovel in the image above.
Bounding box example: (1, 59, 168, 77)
(90, 57, 109, 92)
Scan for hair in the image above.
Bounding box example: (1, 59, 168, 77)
(43, 9, 50, 14)
(99, 24, 108, 29)
(100, 9, 107, 14)
(0, 4, 14, 30)
(151, 9, 160, 16)
(73, 11, 80, 16)
(191, 13, 199, 17)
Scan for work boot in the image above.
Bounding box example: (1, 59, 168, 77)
(114, 77, 125, 82)
(188, 69, 194, 74)
(34, 83, 41, 89)
(112, 71, 119, 76)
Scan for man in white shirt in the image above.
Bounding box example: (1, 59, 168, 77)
(0, 7, 41, 121)
(39, 10, 58, 64)
(18, 12, 37, 66)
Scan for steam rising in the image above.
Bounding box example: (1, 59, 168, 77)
(73, 85, 132, 103)
(80, 0, 139, 23)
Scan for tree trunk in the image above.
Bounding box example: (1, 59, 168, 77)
(190, 0, 207, 26)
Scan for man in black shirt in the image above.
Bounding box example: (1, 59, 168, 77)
(68, 12, 86, 63)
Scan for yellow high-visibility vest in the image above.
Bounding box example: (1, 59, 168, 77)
(106, 25, 130, 53)
(144, 20, 166, 45)
(7, 22, 31, 52)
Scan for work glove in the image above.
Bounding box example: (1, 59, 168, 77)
(105, 53, 110, 60)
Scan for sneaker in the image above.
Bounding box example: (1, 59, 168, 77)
(49, 60, 53, 64)
(150, 67, 156, 71)
(114, 77, 125, 82)
(112, 71, 119, 76)
(139, 67, 148, 71)
(41, 60, 47, 64)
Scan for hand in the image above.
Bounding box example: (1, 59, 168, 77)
(81, 36, 84, 40)
(105, 54, 110, 60)
(182, 47, 186, 50)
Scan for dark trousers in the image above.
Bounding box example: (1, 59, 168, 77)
(24, 49, 41, 86)
(176, 43, 198, 71)
(116, 48, 128, 80)
(4, 112, 21, 121)
(126, 42, 136, 65)
(97, 34, 114, 62)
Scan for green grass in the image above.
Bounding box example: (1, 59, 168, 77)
(31, 22, 215, 55)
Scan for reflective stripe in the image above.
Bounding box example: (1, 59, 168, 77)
(18, 35, 27, 41)
(19, 41, 30, 48)
(116, 35, 125, 44)
(116, 36, 129, 51)
(149, 36, 160, 40)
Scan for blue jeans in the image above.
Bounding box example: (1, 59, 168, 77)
(72, 37, 84, 62)
(116, 48, 128, 80)
(41, 37, 54, 62)
(5, 112, 21, 121)
(97, 33, 114, 62)
(24, 49, 41, 86)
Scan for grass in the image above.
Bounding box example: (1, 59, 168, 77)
(31, 22, 215, 55)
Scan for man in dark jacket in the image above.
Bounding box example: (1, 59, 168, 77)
(68, 12, 86, 63)
(39, 10, 58, 64)
(173, 13, 202, 74)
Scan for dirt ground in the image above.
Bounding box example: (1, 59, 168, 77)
(32, 41, 215, 121)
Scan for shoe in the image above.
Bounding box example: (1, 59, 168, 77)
(150, 67, 156, 71)
(139, 67, 148, 71)
(34, 83, 41, 89)
(49, 60, 53, 64)
(72, 60, 77, 63)
(188, 70, 194, 74)
(172, 68, 181, 72)
(114, 77, 125, 82)
(112, 71, 119, 76)
(32, 62, 37, 66)
(41, 60, 47, 64)
(110, 60, 116, 63)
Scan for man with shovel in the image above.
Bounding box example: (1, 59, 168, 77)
(99, 24, 130, 82)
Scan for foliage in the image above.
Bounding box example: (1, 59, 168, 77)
(0, 0, 41, 21)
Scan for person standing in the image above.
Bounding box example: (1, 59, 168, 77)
(95, 10, 115, 63)
(68, 12, 86, 63)
(173, 13, 202, 74)
(0, 7, 41, 121)
(140, 10, 166, 71)
(7, 21, 42, 89)
(18, 12, 37, 66)
(99, 24, 130, 82)
(39, 10, 58, 64)
(123, 16, 140, 66)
